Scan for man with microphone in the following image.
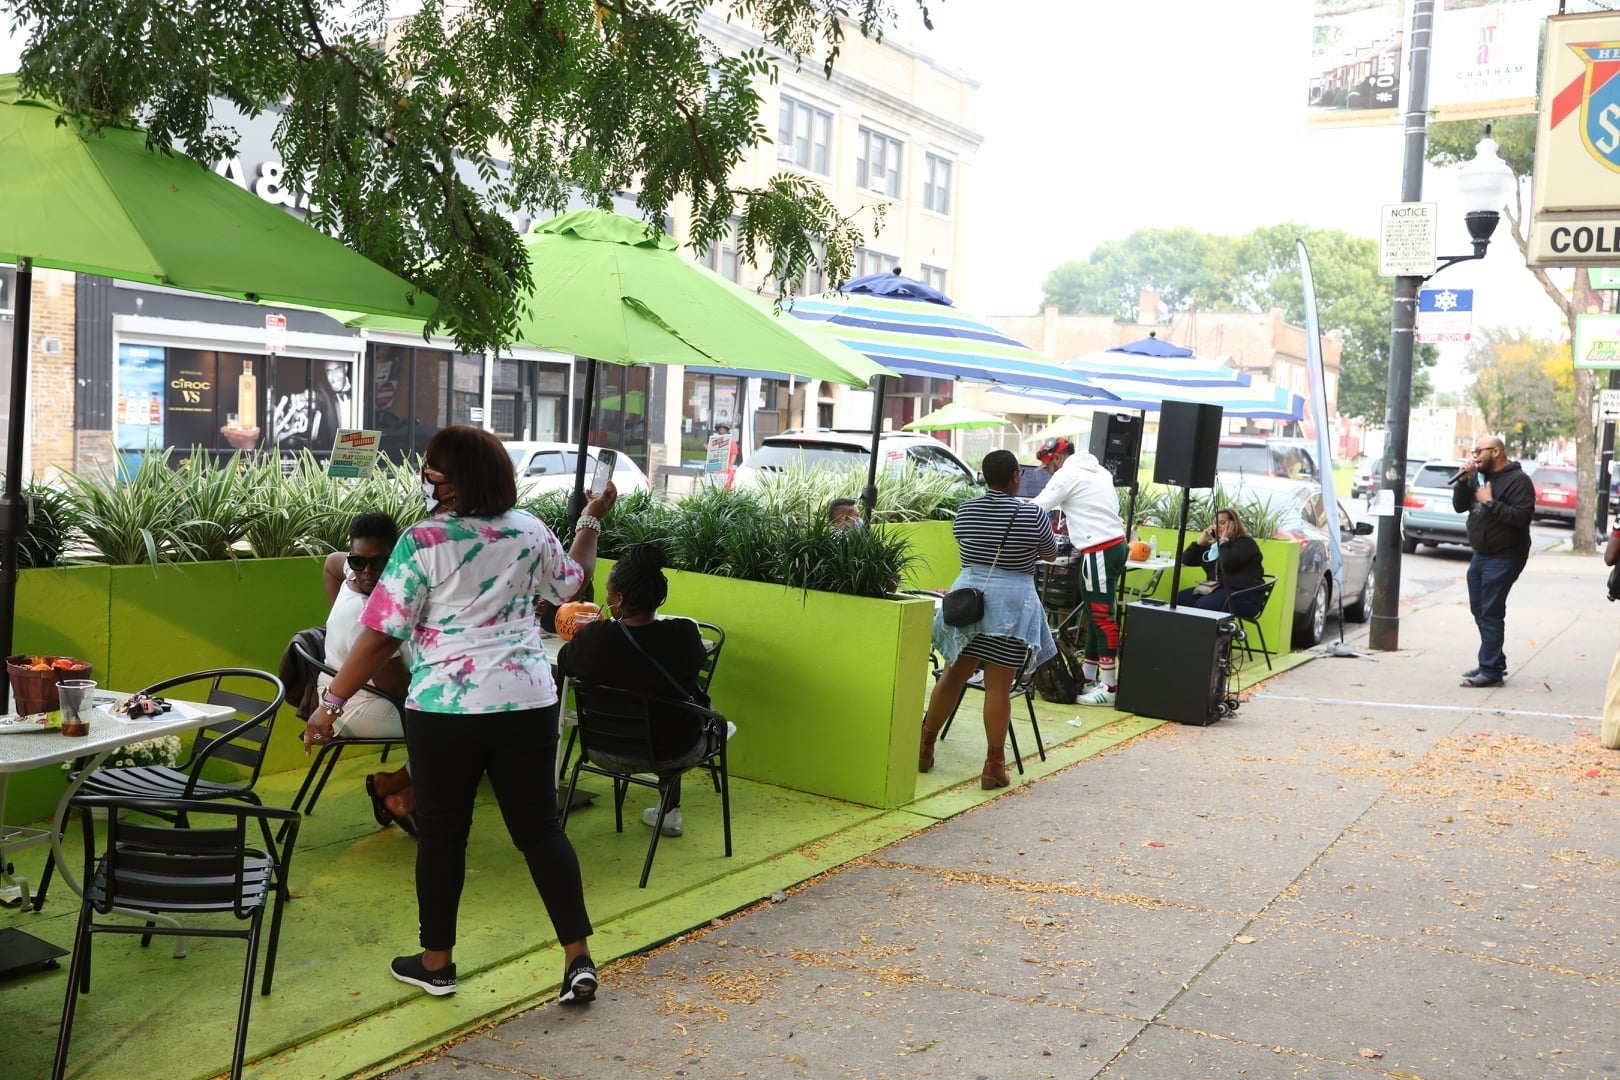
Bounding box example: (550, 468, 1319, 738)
(1451, 435, 1535, 688)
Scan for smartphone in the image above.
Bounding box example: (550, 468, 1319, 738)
(589, 449, 618, 498)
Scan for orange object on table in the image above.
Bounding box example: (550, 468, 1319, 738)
(5, 654, 92, 714)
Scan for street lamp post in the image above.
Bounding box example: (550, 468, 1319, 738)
(1368, 86, 1518, 649)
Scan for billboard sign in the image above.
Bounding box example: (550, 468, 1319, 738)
(1308, 0, 1404, 129)
(1574, 313, 1620, 368)
(1530, 12, 1620, 265)
(1429, 1, 1546, 123)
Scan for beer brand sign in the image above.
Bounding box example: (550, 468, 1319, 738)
(1530, 13, 1620, 266)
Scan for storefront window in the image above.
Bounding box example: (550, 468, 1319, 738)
(113, 343, 355, 463)
(492, 359, 567, 442)
(576, 360, 649, 467)
(366, 343, 485, 458)
(681, 371, 742, 462)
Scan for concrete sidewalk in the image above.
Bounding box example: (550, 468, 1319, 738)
(387, 551, 1620, 1079)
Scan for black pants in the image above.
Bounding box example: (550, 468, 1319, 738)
(407, 705, 592, 950)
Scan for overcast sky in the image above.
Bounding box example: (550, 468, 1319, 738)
(2, 3, 1591, 391)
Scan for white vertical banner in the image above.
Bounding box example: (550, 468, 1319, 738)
(1297, 238, 1344, 587)
(1428, 0, 1550, 122)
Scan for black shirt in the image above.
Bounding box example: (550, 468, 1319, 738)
(557, 618, 708, 760)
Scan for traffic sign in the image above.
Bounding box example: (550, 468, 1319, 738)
(1415, 288, 1474, 342)
(265, 313, 287, 354)
(1379, 202, 1438, 277)
(1602, 389, 1620, 422)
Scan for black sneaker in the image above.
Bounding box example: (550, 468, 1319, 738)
(391, 953, 457, 996)
(559, 954, 598, 1005)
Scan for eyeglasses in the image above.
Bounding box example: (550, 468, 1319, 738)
(1471, 446, 1496, 456)
(421, 469, 448, 486)
(346, 553, 391, 573)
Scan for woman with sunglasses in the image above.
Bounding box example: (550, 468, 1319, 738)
(314, 426, 614, 1005)
(315, 512, 416, 831)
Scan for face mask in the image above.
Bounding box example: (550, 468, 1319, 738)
(422, 480, 443, 514)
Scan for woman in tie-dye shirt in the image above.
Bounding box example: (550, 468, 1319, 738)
(316, 426, 611, 1006)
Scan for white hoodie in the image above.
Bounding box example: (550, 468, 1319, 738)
(1032, 451, 1126, 552)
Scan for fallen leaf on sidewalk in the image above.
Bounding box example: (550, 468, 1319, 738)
(1145, 841, 1165, 848)
(1359, 1048, 1385, 1060)
(1586, 769, 1603, 779)
(1234, 935, 1256, 945)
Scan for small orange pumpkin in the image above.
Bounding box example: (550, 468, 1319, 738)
(1128, 540, 1153, 562)
(554, 601, 602, 641)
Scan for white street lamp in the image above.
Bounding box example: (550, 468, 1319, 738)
(1444, 129, 1519, 269)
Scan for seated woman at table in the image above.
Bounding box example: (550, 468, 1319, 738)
(557, 543, 714, 838)
(1176, 506, 1266, 617)
(315, 511, 415, 832)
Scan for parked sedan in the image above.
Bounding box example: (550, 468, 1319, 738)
(1217, 475, 1377, 647)
(504, 441, 652, 497)
(1532, 464, 1579, 524)
(1400, 460, 1470, 552)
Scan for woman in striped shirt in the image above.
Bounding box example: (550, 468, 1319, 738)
(920, 449, 1057, 788)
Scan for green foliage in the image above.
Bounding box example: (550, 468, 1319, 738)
(6, 0, 928, 351)
(751, 460, 971, 522)
(1039, 222, 1437, 421)
(55, 453, 203, 569)
(16, 477, 74, 569)
(173, 452, 258, 562)
(1465, 328, 1575, 456)
(1427, 115, 1536, 175)
(1131, 482, 1287, 540)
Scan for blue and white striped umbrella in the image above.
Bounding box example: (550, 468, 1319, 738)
(788, 273, 1117, 400)
(988, 336, 1305, 421)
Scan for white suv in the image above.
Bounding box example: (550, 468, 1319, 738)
(732, 429, 978, 488)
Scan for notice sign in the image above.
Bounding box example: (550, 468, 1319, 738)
(265, 313, 287, 354)
(1379, 203, 1438, 276)
(326, 428, 382, 478)
(1574, 314, 1620, 369)
(704, 433, 737, 488)
(1415, 288, 1475, 342)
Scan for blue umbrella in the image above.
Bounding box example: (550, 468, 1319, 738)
(790, 271, 1116, 512)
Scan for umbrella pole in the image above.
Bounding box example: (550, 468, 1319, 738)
(568, 358, 600, 528)
(0, 259, 31, 712)
(861, 376, 888, 520)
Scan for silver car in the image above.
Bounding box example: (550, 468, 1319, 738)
(1218, 475, 1377, 647)
(1400, 460, 1470, 552)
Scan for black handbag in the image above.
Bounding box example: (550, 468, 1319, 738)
(941, 508, 1024, 628)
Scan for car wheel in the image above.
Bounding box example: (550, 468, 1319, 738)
(1400, 531, 1418, 554)
(1343, 564, 1373, 622)
(1295, 575, 1329, 647)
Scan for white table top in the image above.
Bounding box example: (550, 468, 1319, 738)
(1126, 557, 1177, 572)
(0, 695, 234, 775)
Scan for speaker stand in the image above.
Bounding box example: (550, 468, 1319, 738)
(1168, 485, 1193, 606)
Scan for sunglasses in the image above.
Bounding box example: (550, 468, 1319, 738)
(346, 553, 391, 573)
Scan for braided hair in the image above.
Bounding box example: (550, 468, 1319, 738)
(608, 543, 670, 617)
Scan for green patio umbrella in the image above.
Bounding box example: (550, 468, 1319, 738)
(349, 209, 891, 514)
(0, 73, 434, 711)
(901, 401, 1007, 431)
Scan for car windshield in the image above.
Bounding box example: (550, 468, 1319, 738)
(1413, 464, 1457, 488)
(743, 443, 868, 471)
(1538, 467, 1577, 488)
(1216, 445, 1272, 475)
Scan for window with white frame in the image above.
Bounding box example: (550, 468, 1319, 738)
(923, 153, 952, 215)
(856, 127, 903, 197)
(777, 95, 833, 175)
(854, 248, 900, 279)
(919, 264, 948, 294)
(700, 217, 744, 282)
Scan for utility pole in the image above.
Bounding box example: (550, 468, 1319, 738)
(1370, 0, 1435, 652)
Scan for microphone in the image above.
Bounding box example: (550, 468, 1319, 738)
(1446, 469, 1470, 485)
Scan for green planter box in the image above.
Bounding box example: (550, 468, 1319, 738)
(881, 519, 959, 592)
(598, 565, 935, 808)
(1132, 527, 1301, 655)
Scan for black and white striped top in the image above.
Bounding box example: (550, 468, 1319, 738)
(953, 490, 1057, 572)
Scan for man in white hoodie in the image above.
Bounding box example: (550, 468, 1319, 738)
(1033, 437, 1127, 706)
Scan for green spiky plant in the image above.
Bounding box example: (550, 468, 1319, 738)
(240, 453, 341, 559)
(173, 452, 260, 561)
(55, 452, 205, 569)
(16, 478, 75, 569)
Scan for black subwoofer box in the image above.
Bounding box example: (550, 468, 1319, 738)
(1115, 601, 1235, 725)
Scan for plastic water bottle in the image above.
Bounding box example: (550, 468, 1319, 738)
(1148, 535, 1158, 559)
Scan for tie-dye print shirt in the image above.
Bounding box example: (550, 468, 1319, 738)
(359, 510, 585, 713)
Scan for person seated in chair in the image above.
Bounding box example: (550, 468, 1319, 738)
(1175, 506, 1266, 617)
(314, 512, 416, 833)
(557, 543, 719, 838)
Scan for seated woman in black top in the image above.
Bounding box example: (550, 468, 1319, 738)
(557, 544, 712, 838)
(1176, 506, 1267, 617)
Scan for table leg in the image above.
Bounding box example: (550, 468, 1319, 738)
(0, 771, 68, 978)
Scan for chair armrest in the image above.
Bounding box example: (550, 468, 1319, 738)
(70, 793, 302, 823)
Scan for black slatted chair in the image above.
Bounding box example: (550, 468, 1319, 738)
(51, 795, 300, 1080)
(561, 684, 731, 889)
(32, 668, 286, 913)
(933, 645, 1043, 771)
(1224, 575, 1279, 671)
(285, 641, 406, 822)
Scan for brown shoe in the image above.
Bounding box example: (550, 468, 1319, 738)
(919, 719, 944, 773)
(980, 747, 1010, 790)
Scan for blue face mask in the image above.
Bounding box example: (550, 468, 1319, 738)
(1202, 542, 1220, 563)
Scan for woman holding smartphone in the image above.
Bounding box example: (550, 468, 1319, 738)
(313, 425, 614, 1005)
(1175, 507, 1265, 616)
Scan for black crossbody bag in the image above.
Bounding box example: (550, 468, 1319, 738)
(941, 507, 1023, 628)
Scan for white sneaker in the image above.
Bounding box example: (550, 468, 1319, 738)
(1077, 684, 1117, 707)
(641, 806, 683, 836)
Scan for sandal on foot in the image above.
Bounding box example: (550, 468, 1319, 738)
(394, 811, 420, 838)
(365, 774, 395, 828)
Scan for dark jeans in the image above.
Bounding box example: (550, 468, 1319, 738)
(1175, 586, 1264, 619)
(1465, 552, 1527, 679)
(407, 705, 592, 951)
